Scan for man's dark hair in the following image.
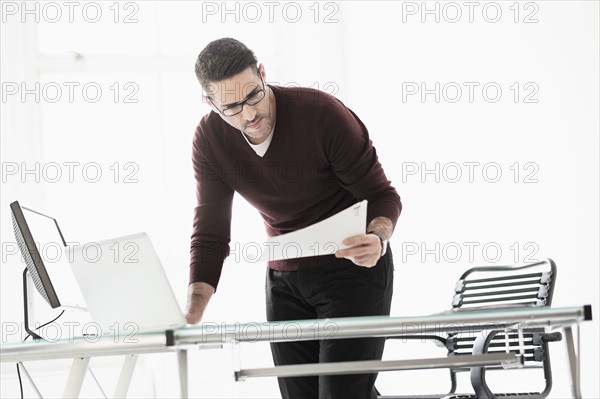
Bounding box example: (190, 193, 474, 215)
(195, 38, 258, 92)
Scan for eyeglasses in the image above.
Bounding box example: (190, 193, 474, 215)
(209, 76, 266, 117)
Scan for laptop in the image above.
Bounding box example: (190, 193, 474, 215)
(67, 232, 187, 336)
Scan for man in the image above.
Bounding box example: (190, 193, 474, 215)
(185, 38, 401, 399)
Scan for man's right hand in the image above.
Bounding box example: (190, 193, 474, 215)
(184, 282, 215, 324)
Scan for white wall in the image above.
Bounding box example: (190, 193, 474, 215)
(1, 1, 598, 398)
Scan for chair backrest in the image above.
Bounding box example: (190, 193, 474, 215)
(452, 258, 556, 310)
(448, 258, 558, 358)
(448, 259, 559, 399)
(378, 259, 559, 398)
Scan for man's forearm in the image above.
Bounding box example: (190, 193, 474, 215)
(367, 216, 394, 240)
(185, 281, 215, 324)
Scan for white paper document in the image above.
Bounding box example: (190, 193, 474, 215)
(259, 200, 368, 262)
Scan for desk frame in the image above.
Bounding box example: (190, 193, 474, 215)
(1, 305, 592, 398)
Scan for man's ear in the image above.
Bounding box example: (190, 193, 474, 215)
(258, 63, 266, 81)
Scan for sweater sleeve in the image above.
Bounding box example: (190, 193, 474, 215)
(325, 104, 402, 231)
(189, 124, 234, 290)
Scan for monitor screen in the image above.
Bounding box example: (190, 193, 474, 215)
(10, 201, 61, 308)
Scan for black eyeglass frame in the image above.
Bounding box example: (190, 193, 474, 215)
(208, 74, 266, 117)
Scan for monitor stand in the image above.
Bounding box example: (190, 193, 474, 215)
(23, 268, 42, 341)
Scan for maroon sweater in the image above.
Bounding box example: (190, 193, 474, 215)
(189, 85, 401, 289)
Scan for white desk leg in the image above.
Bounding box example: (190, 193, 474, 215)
(113, 354, 138, 398)
(88, 367, 108, 398)
(17, 363, 43, 399)
(63, 357, 90, 398)
(564, 325, 582, 399)
(177, 349, 188, 399)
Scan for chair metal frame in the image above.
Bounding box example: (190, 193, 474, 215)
(378, 258, 560, 399)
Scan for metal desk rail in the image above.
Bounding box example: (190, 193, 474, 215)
(1, 305, 592, 399)
(173, 305, 593, 345)
(234, 353, 524, 380)
(1, 334, 178, 398)
(170, 304, 592, 398)
(1, 334, 172, 363)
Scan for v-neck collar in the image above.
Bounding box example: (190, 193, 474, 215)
(239, 84, 281, 160)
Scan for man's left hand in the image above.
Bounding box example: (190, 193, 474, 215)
(335, 233, 381, 267)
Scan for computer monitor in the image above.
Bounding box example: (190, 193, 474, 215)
(10, 201, 62, 309)
(9, 200, 86, 340)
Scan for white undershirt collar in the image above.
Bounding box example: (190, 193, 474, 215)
(241, 123, 275, 157)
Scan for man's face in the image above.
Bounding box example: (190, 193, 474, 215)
(205, 65, 275, 143)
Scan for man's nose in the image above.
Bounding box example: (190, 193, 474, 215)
(241, 104, 257, 122)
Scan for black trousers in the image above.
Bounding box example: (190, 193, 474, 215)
(266, 246, 394, 399)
